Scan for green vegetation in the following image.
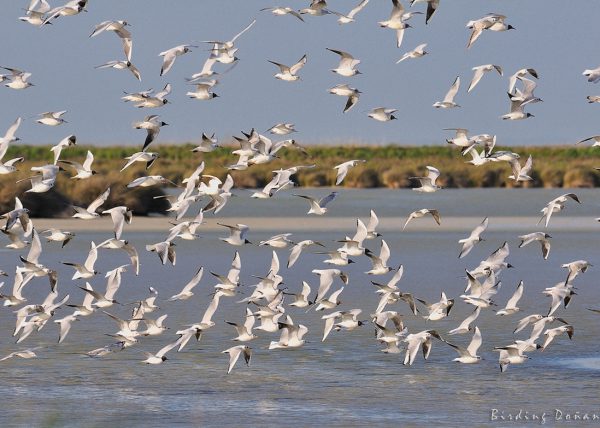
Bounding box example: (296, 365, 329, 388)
(1, 144, 599, 216)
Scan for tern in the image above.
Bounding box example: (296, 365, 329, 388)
(433, 76, 460, 108)
(268, 54, 307, 81)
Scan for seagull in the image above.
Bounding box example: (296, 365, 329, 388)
(508, 68, 538, 94)
(417, 292, 454, 321)
(1, 196, 30, 233)
(120, 151, 159, 172)
(433, 76, 460, 108)
(127, 175, 178, 188)
(62, 241, 99, 280)
(365, 240, 392, 275)
(403, 209, 441, 230)
(294, 192, 338, 215)
(134, 83, 171, 108)
(218, 223, 251, 246)
(133, 115, 168, 151)
(496, 281, 524, 316)
(495, 346, 529, 372)
(501, 99, 534, 120)
(94, 60, 141, 81)
(89, 20, 132, 61)
(322, 309, 366, 341)
(396, 43, 428, 63)
(0, 347, 42, 362)
(268, 54, 307, 81)
(312, 268, 349, 304)
(168, 267, 204, 301)
(36, 111, 67, 127)
(186, 79, 219, 100)
(269, 319, 308, 349)
(458, 217, 488, 259)
(284, 281, 312, 308)
(334, 159, 366, 185)
(335, 0, 370, 24)
(538, 193, 581, 227)
(448, 307, 481, 335)
(146, 241, 176, 265)
(97, 238, 140, 275)
(66, 282, 95, 316)
(576, 136, 600, 147)
(368, 107, 397, 122)
(50, 135, 77, 165)
(19, 0, 51, 26)
(583, 66, 600, 83)
(102, 206, 133, 240)
(43, 0, 89, 25)
(509, 77, 542, 106)
(267, 123, 296, 135)
(59, 150, 97, 179)
(541, 325, 574, 351)
(16, 175, 56, 193)
(562, 260, 591, 283)
(287, 240, 324, 268)
(192, 133, 220, 152)
(468, 64, 503, 92)
(466, 14, 514, 49)
(445, 326, 482, 364)
(326, 48, 361, 77)
(518, 232, 551, 260)
(222, 345, 252, 373)
(410, 166, 441, 192)
(1, 66, 34, 89)
(328, 84, 361, 113)
(42, 229, 75, 248)
(403, 330, 443, 365)
(513, 314, 544, 334)
(54, 314, 78, 344)
(142, 341, 179, 364)
(587, 95, 600, 103)
(378, 0, 412, 48)
(409, 0, 440, 24)
(225, 308, 257, 342)
(159, 44, 197, 76)
(260, 7, 305, 22)
(508, 155, 533, 182)
(72, 187, 110, 220)
(299, 0, 339, 17)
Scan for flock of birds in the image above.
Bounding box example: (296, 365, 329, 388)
(0, 0, 598, 375)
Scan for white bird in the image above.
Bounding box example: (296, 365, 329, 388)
(518, 232, 551, 260)
(335, 0, 370, 24)
(192, 133, 220, 152)
(67, 282, 95, 316)
(326, 48, 361, 77)
(403, 330, 443, 365)
(403, 209, 441, 230)
(260, 7, 305, 22)
(102, 206, 133, 240)
(218, 223, 251, 246)
(433, 76, 460, 108)
(445, 326, 482, 364)
(142, 341, 179, 364)
(368, 107, 397, 122)
(378, 0, 412, 48)
(513, 314, 544, 335)
(186, 79, 219, 100)
(334, 159, 366, 185)
(495, 346, 529, 372)
(259, 233, 294, 248)
(294, 192, 338, 215)
(538, 193, 581, 227)
(458, 217, 488, 258)
(269, 320, 309, 349)
(285, 281, 312, 308)
(396, 43, 428, 63)
(496, 281, 524, 316)
(120, 151, 159, 172)
(127, 175, 177, 188)
(62, 241, 99, 280)
(19, 0, 51, 26)
(72, 187, 110, 220)
(583, 66, 600, 84)
(541, 325, 574, 351)
(133, 115, 169, 151)
(0, 347, 42, 361)
(146, 241, 176, 266)
(225, 308, 257, 342)
(562, 260, 592, 283)
(159, 44, 196, 76)
(501, 99, 535, 121)
(322, 309, 365, 341)
(36, 111, 67, 127)
(168, 267, 204, 301)
(54, 314, 78, 344)
(508, 155, 533, 182)
(94, 60, 141, 81)
(411, 166, 442, 192)
(268, 54, 307, 81)
(287, 240, 324, 268)
(134, 84, 171, 108)
(59, 150, 96, 179)
(409, 0, 440, 24)
(328, 84, 361, 113)
(365, 240, 392, 275)
(468, 64, 502, 92)
(42, 229, 75, 248)
(50, 135, 77, 165)
(267, 123, 296, 136)
(222, 345, 252, 374)
(417, 292, 454, 321)
(1, 66, 34, 90)
(508, 68, 538, 94)
(448, 307, 480, 335)
(466, 14, 514, 49)
(89, 20, 132, 61)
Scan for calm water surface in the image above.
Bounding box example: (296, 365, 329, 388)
(0, 189, 599, 427)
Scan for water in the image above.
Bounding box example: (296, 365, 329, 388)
(0, 189, 599, 427)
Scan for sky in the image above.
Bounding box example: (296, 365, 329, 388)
(1, 0, 600, 147)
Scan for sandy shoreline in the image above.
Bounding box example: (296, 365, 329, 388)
(25, 216, 597, 233)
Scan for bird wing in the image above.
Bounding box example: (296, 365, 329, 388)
(443, 77, 460, 103)
(466, 326, 482, 356)
(319, 191, 338, 208)
(348, 0, 370, 18)
(468, 67, 486, 93)
(290, 54, 307, 75)
(87, 187, 111, 213)
(506, 281, 524, 309)
(84, 242, 98, 271)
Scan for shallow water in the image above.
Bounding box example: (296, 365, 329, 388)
(0, 189, 599, 427)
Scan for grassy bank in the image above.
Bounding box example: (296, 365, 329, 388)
(1, 144, 599, 216)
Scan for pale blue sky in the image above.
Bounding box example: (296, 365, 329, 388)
(1, 0, 599, 147)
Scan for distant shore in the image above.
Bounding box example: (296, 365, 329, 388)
(2, 144, 599, 216)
